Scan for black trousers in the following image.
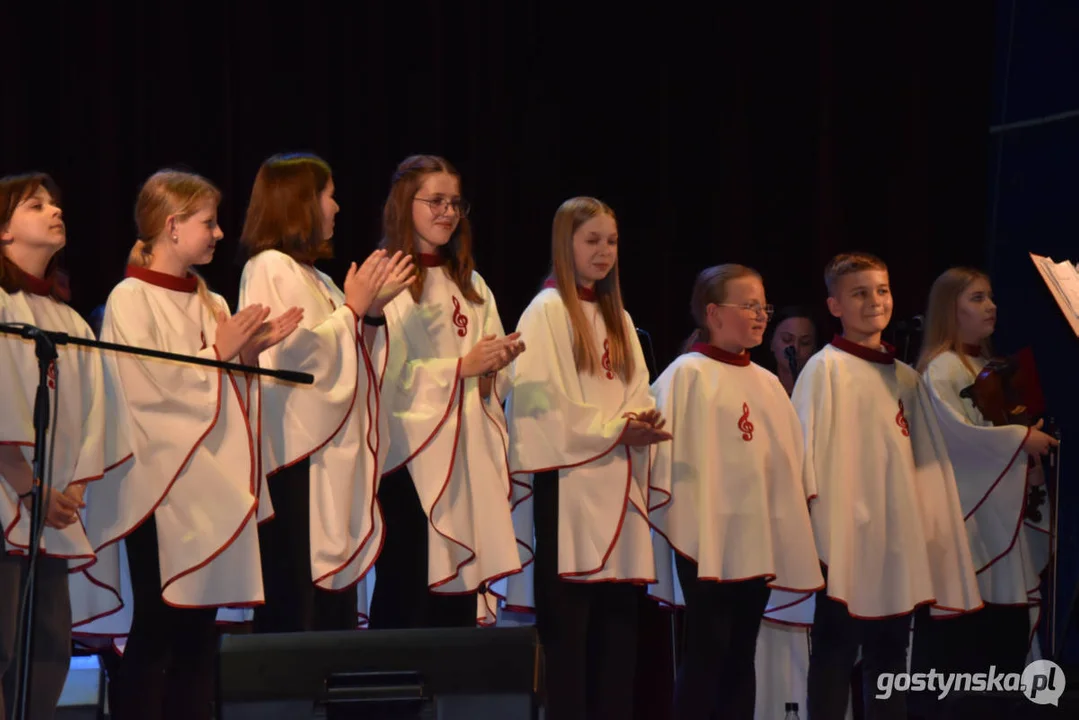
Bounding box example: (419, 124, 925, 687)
(0, 535, 71, 720)
(909, 603, 1030, 720)
(111, 515, 217, 720)
(533, 469, 640, 720)
(806, 574, 911, 720)
(673, 555, 770, 720)
(368, 467, 476, 629)
(252, 458, 359, 634)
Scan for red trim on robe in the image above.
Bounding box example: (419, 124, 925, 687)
(829, 334, 896, 365)
(124, 265, 199, 293)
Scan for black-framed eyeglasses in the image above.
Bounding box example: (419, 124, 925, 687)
(414, 196, 471, 218)
(716, 302, 775, 320)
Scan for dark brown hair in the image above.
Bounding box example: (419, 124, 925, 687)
(379, 155, 482, 304)
(0, 172, 65, 300)
(240, 153, 333, 264)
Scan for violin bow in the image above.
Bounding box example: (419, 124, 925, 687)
(1049, 423, 1062, 659)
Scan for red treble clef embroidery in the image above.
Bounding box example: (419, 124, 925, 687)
(896, 399, 910, 437)
(601, 339, 614, 379)
(451, 296, 468, 337)
(738, 402, 754, 441)
(200, 331, 207, 350)
(47, 360, 57, 390)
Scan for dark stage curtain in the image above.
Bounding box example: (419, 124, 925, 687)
(3, 1, 994, 372)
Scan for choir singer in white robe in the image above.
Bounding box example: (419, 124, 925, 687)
(70, 170, 303, 720)
(911, 267, 1056, 719)
(368, 155, 525, 629)
(794, 252, 981, 720)
(0, 173, 104, 719)
(648, 264, 823, 720)
(504, 196, 671, 720)
(238, 153, 412, 633)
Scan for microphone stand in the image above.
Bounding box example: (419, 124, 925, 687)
(0, 321, 312, 720)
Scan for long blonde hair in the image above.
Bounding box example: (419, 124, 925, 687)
(130, 170, 223, 316)
(915, 266, 991, 374)
(549, 197, 634, 382)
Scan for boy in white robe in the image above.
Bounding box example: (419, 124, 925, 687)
(0, 173, 104, 719)
(649, 265, 823, 720)
(912, 267, 1056, 718)
(368, 155, 524, 629)
(792, 252, 981, 720)
(504, 197, 671, 720)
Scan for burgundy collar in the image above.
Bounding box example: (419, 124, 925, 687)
(829, 333, 896, 365)
(418, 253, 446, 267)
(962, 343, 983, 357)
(689, 341, 751, 367)
(125, 265, 199, 293)
(542, 278, 597, 303)
(10, 264, 54, 296)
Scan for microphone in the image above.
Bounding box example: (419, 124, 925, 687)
(896, 315, 924, 333)
(784, 345, 798, 379)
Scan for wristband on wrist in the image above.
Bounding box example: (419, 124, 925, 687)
(363, 314, 387, 327)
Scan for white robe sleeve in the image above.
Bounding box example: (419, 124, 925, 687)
(376, 307, 462, 475)
(240, 252, 382, 594)
(73, 283, 260, 637)
(907, 378, 983, 616)
(0, 292, 103, 564)
(924, 356, 1030, 574)
(507, 300, 645, 474)
(239, 252, 364, 474)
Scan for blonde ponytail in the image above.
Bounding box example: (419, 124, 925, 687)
(128, 238, 153, 268)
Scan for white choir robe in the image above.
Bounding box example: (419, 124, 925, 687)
(70, 269, 265, 642)
(239, 250, 385, 625)
(370, 265, 523, 625)
(790, 338, 982, 619)
(646, 348, 823, 615)
(500, 286, 656, 611)
(924, 350, 1047, 656)
(0, 284, 103, 569)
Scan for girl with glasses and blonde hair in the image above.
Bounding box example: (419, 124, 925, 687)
(649, 264, 822, 720)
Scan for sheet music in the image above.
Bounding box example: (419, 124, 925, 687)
(1030, 253, 1079, 336)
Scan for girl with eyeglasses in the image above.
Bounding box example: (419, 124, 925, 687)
(648, 264, 822, 720)
(367, 155, 525, 629)
(503, 196, 670, 719)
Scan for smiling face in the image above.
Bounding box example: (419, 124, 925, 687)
(826, 269, 893, 340)
(411, 172, 462, 254)
(571, 212, 618, 288)
(708, 275, 769, 351)
(1, 185, 65, 254)
(170, 201, 223, 267)
(956, 275, 996, 344)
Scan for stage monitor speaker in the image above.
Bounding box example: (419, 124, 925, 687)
(217, 626, 544, 719)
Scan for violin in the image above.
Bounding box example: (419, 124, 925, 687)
(957, 346, 1055, 523)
